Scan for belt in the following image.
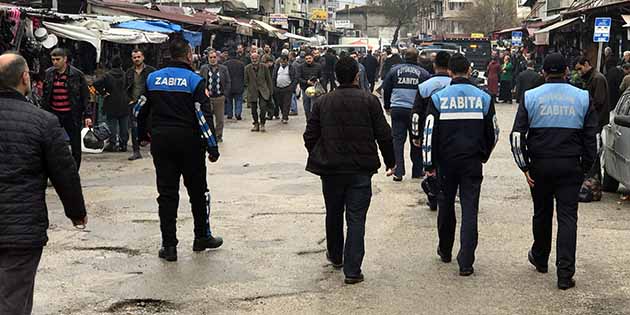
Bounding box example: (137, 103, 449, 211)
(277, 85, 291, 89)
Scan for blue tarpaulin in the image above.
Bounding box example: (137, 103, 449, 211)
(115, 20, 202, 47)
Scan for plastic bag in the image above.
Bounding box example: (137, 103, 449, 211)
(579, 177, 602, 203)
(92, 123, 112, 141)
(81, 128, 104, 153)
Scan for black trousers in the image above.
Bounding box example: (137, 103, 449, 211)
(0, 247, 43, 315)
(250, 95, 272, 125)
(529, 158, 583, 280)
(274, 86, 293, 120)
(321, 73, 336, 92)
(437, 159, 483, 270)
(391, 107, 423, 178)
(53, 112, 82, 170)
(129, 106, 140, 152)
(151, 128, 213, 247)
(499, 80, 513, 103)
(321, 174, 373, 278)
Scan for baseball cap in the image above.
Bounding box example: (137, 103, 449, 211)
(543, 53, 567, 74)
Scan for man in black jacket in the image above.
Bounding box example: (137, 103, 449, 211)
(125, 48, 156, 160)
(322, 48, 337, 92)
(515, 60, 544, 104)
(41, 48, 90, 170)
(138, 39, 223, 262)
(362, 50, 379, 92)
(95, 55, 128, 152)
(224, 51, 245, 120)
(0, 53, 87, 315)
(304, 56, 395, 285)
(297, 53, 322, 119)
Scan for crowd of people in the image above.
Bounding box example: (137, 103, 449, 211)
(1, 37, 629, 314)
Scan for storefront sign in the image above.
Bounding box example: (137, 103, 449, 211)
(335, 20, 354, 29)
(471, 33, 485, 39)
(311, 9, 328, 21)
(511, 31, 523, 46)
(270, 14, 288, 29)
(593, 17, 611, 42)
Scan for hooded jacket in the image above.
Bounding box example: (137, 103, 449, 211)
(94, 68, 128, 117)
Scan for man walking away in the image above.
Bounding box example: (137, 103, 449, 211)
(244, 53, 273, 132)
(94, 55, 129, 152)
(41, 48, 90, 170)
(125, 49, 155, 160)
(510, 53, 597, 290)
(0, 52, 87, 315)
(200, 50, 231, 143)
(297, 52, 323, 120)
(272, 55, 297, 124)
(515, 60, 544, 104)
(384, 49, 431, 181)
(376, 48, 403, 94)
(423, 54, 499, 276)
(224, 51, 245, 121)
(411, 51, 452, 210)
(350, 51, 370, 91)
(304, 56, 395, 285)
(138, 39, 223, 262)
(322, 48, 337, 92)
(605, 57, 624, 112)
(363, 50, 379, 92)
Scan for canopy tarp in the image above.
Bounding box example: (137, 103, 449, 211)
(115, 20, 202, 47)
(282, 32, 317, 43)
(251, 19, 287, 40)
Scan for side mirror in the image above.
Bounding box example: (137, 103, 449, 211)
(614, 115, 630, 128)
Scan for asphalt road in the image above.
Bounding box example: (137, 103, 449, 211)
(36, 102, 630, 315)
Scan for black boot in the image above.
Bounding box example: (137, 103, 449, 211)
(193, 235, 224, 251)
(158, 246, 177, 262)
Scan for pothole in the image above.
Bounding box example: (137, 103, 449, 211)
(72, 246, 141, 256)
(106, 299, 177, 313)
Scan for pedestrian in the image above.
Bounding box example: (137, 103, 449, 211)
(322, 48, 337, 92)
(362, 50, 379, 92)
(296, 52, 323, 120)
(620, 63, 630, 93)
(0, 52, 88, 315)
(486, 55, 501, 102)
(125, 48, 156, 161)
(262, 44, 273, 62)
(604, 56, 624, 111)
(411, 51, 452, 211)
(94, 55, 129, 152)
(41, 48, 91, 170)
(510, 53, 598, 290)
(515, 59, 544, 104)
(419, 52, 435, 75)
(499, 55, 514, 104)
(262, 54, 280, 120)
(237, 44, 250, 65)
(376, 48, 403, 94)
(244, 53, 273, 132)
(575, 57, 609, 181)
(383, 48, 431, 181)
(621, 51, 630, 66)
(224, 50, 245, 120)
(350, 51, 370, 91)
(272, 55, 297, 124)
(200, 50, 231, 143)
(422, 53, 499, 276)
(137, 39, 223, 262)
(289, 51, 300, 116)
(303, 56, 396, 285)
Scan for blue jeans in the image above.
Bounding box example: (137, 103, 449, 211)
(225, 93, 243, 118)
(391, 107, 422, 178)
(303, 95, 314, 120)
(321, 174, 373, 278)
(107, 114, 129, 148)
(290, 93, 298, 113)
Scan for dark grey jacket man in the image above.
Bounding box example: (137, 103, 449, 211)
(0, 53, 87, 315)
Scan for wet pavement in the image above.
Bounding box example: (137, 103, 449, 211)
(37, 103, 630, 315)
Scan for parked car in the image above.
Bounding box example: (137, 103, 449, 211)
(603, 89, 630, 192)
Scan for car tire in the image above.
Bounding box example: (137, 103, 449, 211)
(602, 169, 619, 193)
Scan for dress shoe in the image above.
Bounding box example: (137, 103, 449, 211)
(289, 112, 298, 116)
(227, 116, 233, 120)
(158, 246, 177, 262)
(128, 151, 142, 161)
(118, 145, 128, 152)
(344, 274, 364, 284)
(459, 267, 474, 276)
(236, 115, 242, 120)
(393, 176, 403, 182)
(251, 123, 260, 132)
(437, 248, 451, 263)
(528, 250, 548, 273)
(193, 236, 224, 251)
(558, 278, 575, 290)
(326, 252, 343, 269)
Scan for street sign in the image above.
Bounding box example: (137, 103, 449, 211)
(511, 31, 523, 46)
(270, 13, 288, 29)
(335, 20, 354, 29)
(593, 17, 611, 43)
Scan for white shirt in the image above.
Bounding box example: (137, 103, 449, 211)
(276, 65, 292, 88)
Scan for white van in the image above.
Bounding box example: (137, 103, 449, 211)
(323, 45, 369, 55)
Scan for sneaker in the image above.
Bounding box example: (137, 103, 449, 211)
(344, 274, 364, 284)
(158, 246, 177, 262)
(558, 278, 575, 290)
(193, 236, 224, 251)
(528, 250, 548, 273)
(128, 151, 143, 161)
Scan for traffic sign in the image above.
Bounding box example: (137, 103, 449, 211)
(511, 31, 523, 46)
(593, 17, 611, 43)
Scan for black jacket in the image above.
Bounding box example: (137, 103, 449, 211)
(362, 54, 379, 82)
(605, 64, 624, 111)
(323, 53, 337, 74)
(297, 62, 323, 90)
(138, 61, 219, 157)
(304, 85, 395, 175)
(125, 64, 156, 103)
(224, 58, 245, 95)
(381, 54, 403, 80)
(94, 68, 128, 117)
(582, 68, 610, 128)
(42, 65, 90, 122)
(0, 90, 86, 248)
(515, 69, 544, 104)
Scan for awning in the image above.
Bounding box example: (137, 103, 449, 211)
(251, 19, 287, 40)
(534, 17, 580, 45)
(623, 15, 630, 28)
(280, 31, 317, 43)
(115, 20, 202, 47)
(495, 26, 524, 34)
(43, 21, 102, 57)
